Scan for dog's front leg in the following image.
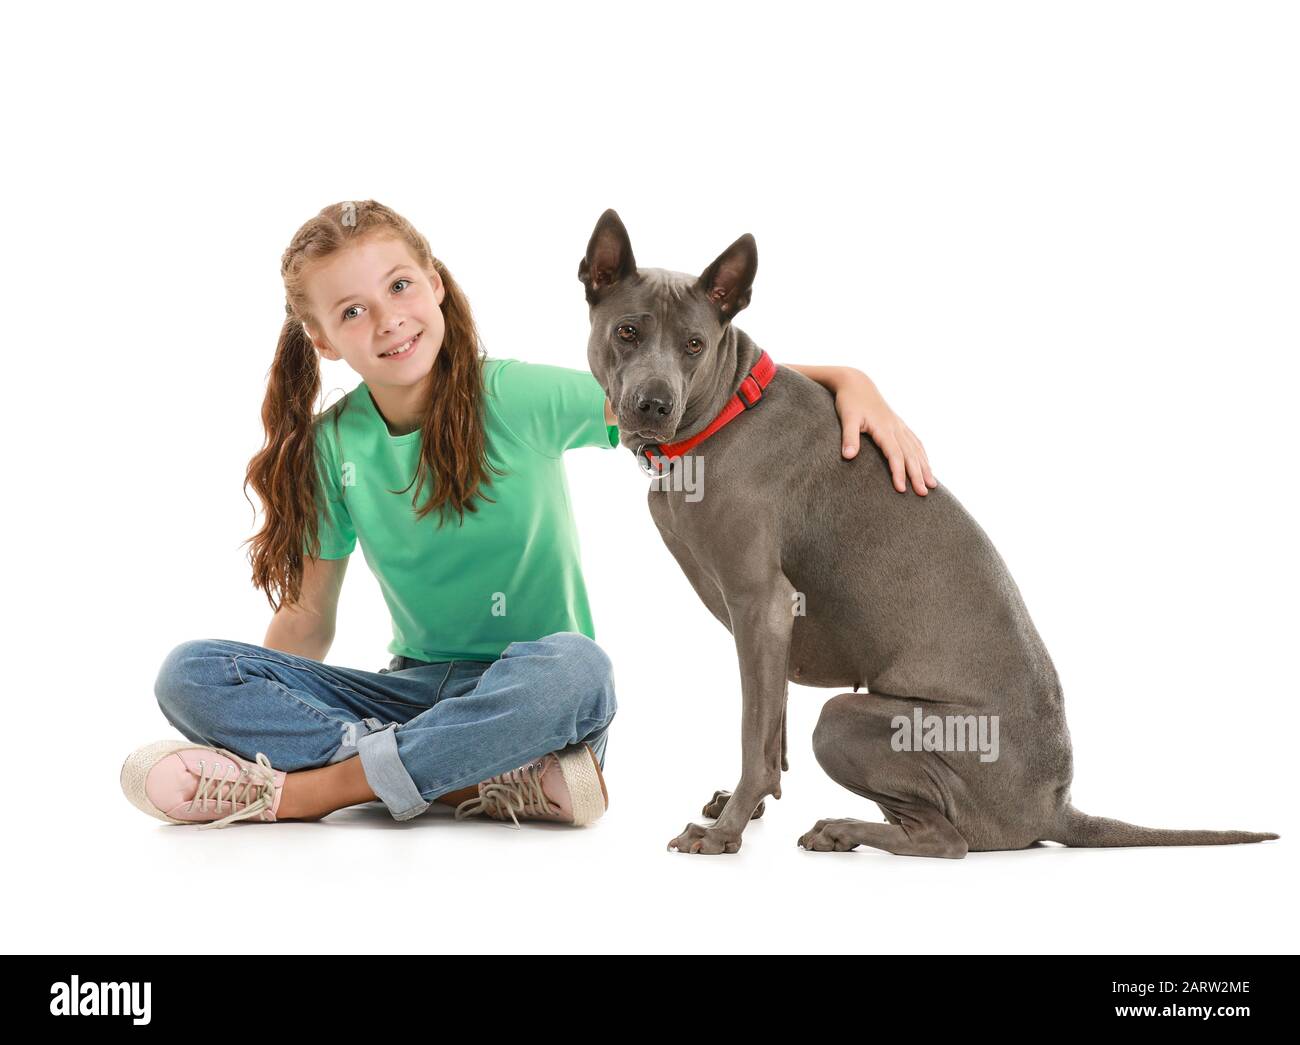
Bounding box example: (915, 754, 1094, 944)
(669, 575, 794, 855)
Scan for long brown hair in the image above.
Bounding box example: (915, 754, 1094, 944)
(242, 199, 499, 612)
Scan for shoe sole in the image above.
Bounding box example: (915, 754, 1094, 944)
(557, 743, 608, 827)
(120, 739, 231, 826)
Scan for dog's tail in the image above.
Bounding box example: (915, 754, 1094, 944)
(1047, 805, 1278, 848)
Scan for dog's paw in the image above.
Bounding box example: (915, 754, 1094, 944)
(798, 819, 863, 852)
(668, 821, 743, 855)
(701, 789, 765, 821)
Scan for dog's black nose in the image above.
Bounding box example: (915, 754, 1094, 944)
(635, 383, 675, 418)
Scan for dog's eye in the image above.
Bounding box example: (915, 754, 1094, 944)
(686, 337, 703, 354)
(616, 324, 638, 342)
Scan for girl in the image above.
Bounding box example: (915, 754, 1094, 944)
(119, 199, 937, 831)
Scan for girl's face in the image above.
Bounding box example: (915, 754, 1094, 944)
(301, 235, 446, 389)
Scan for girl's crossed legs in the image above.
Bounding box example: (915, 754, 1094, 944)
(152, 631, 617, 822)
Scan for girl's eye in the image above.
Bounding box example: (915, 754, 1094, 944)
(616, 324, 638, 342)
(342, 278, 413, 320)
(686, 337, 703, 353)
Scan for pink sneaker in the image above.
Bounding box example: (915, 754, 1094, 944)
(454, 743, 608, 828)
(120, 739, 288, 830)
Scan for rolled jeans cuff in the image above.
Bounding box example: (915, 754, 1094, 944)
(355, 722, 431, 822)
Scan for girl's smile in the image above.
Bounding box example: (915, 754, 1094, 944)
(378, 329, 423, 360)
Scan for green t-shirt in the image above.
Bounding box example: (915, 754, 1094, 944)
(308, 357, 619, 662)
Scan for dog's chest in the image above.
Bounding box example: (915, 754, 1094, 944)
(645, 472, 717, 545)
(647, 483, 696, 552)
(645, 480, 735, 629)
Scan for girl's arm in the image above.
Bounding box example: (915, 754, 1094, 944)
(263, 555, 349, 660)
(787, 363, 937, 496)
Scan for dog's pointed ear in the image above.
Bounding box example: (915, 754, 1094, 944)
(697, 234, 757, 323)
(578, 209, 637, 305)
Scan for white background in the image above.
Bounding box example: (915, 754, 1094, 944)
(3, 1, 1295, 954)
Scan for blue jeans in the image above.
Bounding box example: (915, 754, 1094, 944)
(153, 631, 617, 822)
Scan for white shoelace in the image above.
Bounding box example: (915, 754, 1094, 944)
(193, 751, 278, 831)
(454, 760, 558, 829)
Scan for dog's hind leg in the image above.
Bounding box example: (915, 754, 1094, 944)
(799, 691, 969, 859)
(798, 812, 967, 857)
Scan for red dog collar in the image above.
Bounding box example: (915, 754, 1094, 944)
(637, 350, 777, 477)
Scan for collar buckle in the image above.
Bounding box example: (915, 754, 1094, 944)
(737, 374, 764, 410)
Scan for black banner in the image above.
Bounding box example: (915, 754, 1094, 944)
(2, 955, 1284, 1028)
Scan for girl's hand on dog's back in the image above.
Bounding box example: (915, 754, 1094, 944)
(791, 364, 939, 495)
(839, 369, 937, 496)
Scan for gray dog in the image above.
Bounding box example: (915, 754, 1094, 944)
(579, 208, 1277, 857)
